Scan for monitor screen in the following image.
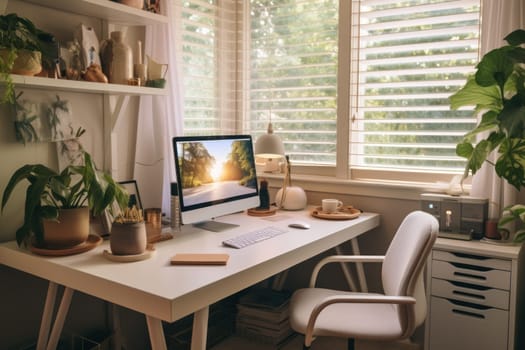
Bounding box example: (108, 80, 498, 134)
(172, 134, 260, 231)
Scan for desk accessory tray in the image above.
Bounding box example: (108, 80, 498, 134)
(311, 206, 361, 220)
(103, 245, 156, 262)
(29, 234, 103, 256)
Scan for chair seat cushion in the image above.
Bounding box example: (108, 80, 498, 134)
(289, 288, 404, 341)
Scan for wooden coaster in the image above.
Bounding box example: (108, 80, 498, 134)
(247, 207, 277, 217)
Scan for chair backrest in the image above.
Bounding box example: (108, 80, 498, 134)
(381, 210, 439, 338)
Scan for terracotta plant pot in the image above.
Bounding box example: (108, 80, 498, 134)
(110, 221, 147, 255)
(42, 207, 90, 248)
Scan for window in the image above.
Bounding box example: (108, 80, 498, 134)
(348, 0, 481, 179)
(175, 0, 240, 135)
(176, 0, 481, 183)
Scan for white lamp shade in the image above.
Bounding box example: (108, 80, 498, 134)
(254, 122, 285, 158)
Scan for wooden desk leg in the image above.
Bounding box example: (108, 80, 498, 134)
(145, 315, 167, 350)
(36, 282, 58, 350)
(191, 306, 210, 350)
(350, 238, 368, 292)
(46, 287, 74, 350)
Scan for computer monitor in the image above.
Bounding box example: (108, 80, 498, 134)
(172, 134, 260, 231)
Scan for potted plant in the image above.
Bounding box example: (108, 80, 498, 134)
(110, 205, 147, 255)
(1, 150, 129, 248)
(0, 13, 57, 104)
(450, 29, 525, 242)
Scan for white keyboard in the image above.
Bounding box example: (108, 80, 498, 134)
(222, 226, 288, 249)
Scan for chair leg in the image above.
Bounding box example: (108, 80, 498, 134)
(347, 338, 355, 350)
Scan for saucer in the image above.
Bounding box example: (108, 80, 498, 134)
(30, 234, 103, 256)
(311, 206, 362, 220)
(103, 246, 156, 262)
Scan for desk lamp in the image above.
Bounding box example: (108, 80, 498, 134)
(254, 122, 285, 173)
(274, 155, 307, 210)
(254, 125, 307, 210)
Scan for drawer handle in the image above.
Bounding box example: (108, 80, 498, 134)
(448, 298, 490, 310)
(452, 252, 489, 261)
(454, 271, 486, 280)
(450, 262, 491, 272)
(452, 308, 485, 319)
(450, 280, 489, 291)
(453, 290, 484, 300)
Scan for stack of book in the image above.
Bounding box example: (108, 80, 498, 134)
(235, 288, 294, 347)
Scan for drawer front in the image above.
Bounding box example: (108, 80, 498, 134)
(433, 250, 511, 271)
(431, 278, 510, 310)
(431, 259, 511, 290)
(429, 296, 509, 350)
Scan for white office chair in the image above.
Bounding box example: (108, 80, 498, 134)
(289, 210, 439, 350)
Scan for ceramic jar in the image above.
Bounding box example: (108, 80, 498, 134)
(110, 221, 147, 255)
(117, 0, 144, 9)
(100, 31, 133, 85)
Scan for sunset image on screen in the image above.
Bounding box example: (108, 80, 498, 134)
(177, 139, 257, 207)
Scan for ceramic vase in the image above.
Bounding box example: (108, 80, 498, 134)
(110, 221, 147, 255)
(117, 0, 144, 9)
(100, 31, 133, 85)
(42, 207, 90, 248)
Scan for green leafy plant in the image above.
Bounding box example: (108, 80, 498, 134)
(450, 29, 525, 242)
(450, 29, 525, 191)
(498, 204, 525, 242)
(0, 13, 57, 104)
(1, 151, 129, 246)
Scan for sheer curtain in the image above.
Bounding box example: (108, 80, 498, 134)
(133, 2, 183, 216)
(470, 0, 525, 221)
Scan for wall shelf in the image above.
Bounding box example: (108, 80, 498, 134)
(9, 75, 167, 96)
(18, 0, 168, 25)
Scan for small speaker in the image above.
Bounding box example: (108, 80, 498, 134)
(420, 193, 488, 240)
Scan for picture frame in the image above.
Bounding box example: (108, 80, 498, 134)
(119, 180, 143, 210)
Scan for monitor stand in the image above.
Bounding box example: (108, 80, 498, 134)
(193, 220, 239, 232)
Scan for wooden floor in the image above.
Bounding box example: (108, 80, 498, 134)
(211, 334, 422, 350)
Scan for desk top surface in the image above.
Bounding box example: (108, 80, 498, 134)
(0, 208, 379, 322)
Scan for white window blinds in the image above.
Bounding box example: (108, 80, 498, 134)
(349, 0, 481, 173)
(176, 0, 240, 135)
(247, 0, 339, 165)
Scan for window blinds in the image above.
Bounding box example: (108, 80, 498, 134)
(349, 0, 481, 173)
(177, 0, 240, 135)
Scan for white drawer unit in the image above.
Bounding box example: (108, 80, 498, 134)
(424, 238, 525, 350)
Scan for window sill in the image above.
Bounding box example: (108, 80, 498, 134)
(258, 172, 471, 201)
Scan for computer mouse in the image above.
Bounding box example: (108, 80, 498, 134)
(288, 221, 311, 229)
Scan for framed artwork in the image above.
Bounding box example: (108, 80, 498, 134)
(119, 180, 143, 210)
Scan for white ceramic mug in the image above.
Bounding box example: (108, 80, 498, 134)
(322, 199, 343, 213)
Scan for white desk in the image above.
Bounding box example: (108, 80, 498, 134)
(0, 208, 379, 350)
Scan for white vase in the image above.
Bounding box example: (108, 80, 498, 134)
(100, 31, 133, 85)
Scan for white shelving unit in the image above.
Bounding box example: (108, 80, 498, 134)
(1, 0, 168, 175)
(424, 238, 525, 350)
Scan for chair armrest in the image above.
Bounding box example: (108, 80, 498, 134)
(304, 294, 416, 345)
(309, 255, 385, 287)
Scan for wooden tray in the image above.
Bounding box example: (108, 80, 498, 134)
(311, 206, 362, 220)
(103, 246, 156, 262)
(30, 234, 102, 256)
(247, 207, 277, 217)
